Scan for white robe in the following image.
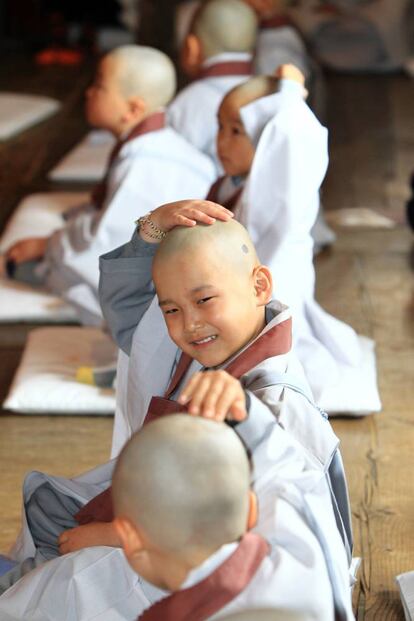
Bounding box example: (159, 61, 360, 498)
(225, 80, 380, 414)
(41, 124, 215, 324)
(167, 52, 253, 169)
(0, 409, 353, 621)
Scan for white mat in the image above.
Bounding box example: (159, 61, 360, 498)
(3, 327, 116, 415)
(0, 192, 89, 252)
(396, 570, 414, 621)
(0, 93, 60, 140)
(319, 336, 382, 416)
(49, 130, 115, 182)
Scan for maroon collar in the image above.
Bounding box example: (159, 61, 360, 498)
(138, 533, 269, 621)
(198, 59, 253, 79)
(205, 176, 244, 213)
(260, 15, 292, 29)
(164, 315, 292, 399)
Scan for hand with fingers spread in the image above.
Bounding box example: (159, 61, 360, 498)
(139, 199, 234, 243)
(5, 237, 48, 265)
(178, 369, 247, 422)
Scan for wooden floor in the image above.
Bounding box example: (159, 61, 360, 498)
(0, 54, 413, 620)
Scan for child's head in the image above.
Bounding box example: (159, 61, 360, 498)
(152, 214, 273, 368)
(217, 75, 279, 176)
(85, 45, 176, 137)
(113, 415, 255, 590)
(181, 0, 258, 77)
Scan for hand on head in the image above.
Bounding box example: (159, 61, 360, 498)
(5, 237, 48, 265)
(275, 63, 305, 86)
(178, 369, 247, 421)
(139, 199, 234, 243)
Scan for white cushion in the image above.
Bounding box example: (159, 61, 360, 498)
(3, 327, 116, 414)
(0, 192, 89, 252)
(0, 278, 77, 323)
(49, 130, 115, 182)
(0, 93, 60, 140)
(319, 336, 382, 416)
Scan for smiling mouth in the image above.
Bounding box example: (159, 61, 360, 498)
(190, 335, 218, 346)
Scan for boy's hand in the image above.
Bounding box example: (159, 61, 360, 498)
(139, 200, 234, 243)
(178, 370, 247, 422)
(5, 237, 48, 264)
(58, 521, 121, 555)
(276, 63, 305, 87)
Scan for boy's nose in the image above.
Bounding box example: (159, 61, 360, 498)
(183, 311, 203, 333)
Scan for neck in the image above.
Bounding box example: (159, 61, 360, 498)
(157, 546, 219, 592)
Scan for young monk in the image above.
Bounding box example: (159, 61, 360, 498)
(168, 0, 258, 169)
(205, 66, 381, 415)
(0, 45, 215, 324)
(0, 414, 353, 620)
(0, 202, 351, 605)
(111, 415, 353, 620)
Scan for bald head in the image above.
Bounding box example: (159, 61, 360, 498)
(107, 45, 176, 110)
(113, 415, 251, 558)
(223, 75, 279, 112)
(153, 215, 260, 281)
(192, 0, 258, 57)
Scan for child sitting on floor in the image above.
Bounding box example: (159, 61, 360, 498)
(0, 202, 351, 611)
(111, 415, 353, 620)
(0, 45, 214, 325)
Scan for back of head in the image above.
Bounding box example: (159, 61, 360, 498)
(193, 0, 258, 57)
(108, 45, 176, 110)
(113, 415, 251, 558)
(219, 609, 313, 621)
(224, 74, 279, 111)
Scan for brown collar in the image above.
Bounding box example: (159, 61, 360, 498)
(138, 533, 270, 621)
(165, 316, 292, 399)
(198, 60, 253, 79)
(205, 176, 244, 213)
(260, 15, 293, 29)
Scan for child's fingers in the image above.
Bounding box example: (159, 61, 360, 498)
(187, 375, 215, 415)
(178, 372, 203, 404)
(199, 376, 227, 418)
(175, 214, 197, 227)
(228, 398, 248, 422)
(214, 385, 243, 421)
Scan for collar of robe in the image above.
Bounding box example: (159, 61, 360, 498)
(260, 14, 293, 29)
(205, 175, 244, 212)
(198, 59, 253, 79)
(137, 533, 270, 621)
(91, 110, 166, 210)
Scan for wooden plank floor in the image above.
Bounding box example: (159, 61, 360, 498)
(0, 54, 413, 620)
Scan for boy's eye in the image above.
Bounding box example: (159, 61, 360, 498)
(197, 296, 214, 305)
(164, 308, 179, 315)
(232, 126, 242, 136)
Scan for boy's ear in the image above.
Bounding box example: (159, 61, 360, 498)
(247, 491, 258, 530)
(113, 516, 144, 558)
(180, 33, 203, 77)
(125, 96, 147, 124)
(253, 265, 273, 305)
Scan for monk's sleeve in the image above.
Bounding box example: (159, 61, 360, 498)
(99, 231, 157, 355)
(235, 390, 282, 453)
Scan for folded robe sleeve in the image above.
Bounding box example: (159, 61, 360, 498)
(99, 231, 157, 356)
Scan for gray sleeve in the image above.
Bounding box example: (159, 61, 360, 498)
(235, 390, 277, 453)
(99, 231, 158, 355)
(46, 207, 99, 263)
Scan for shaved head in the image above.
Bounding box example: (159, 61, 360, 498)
(192, 0, 258, 57)
(106, 45, 176, 110)
(223, 75, 280, 113)
(153, 215, 260, 279)
(113, 415, 251, 558)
